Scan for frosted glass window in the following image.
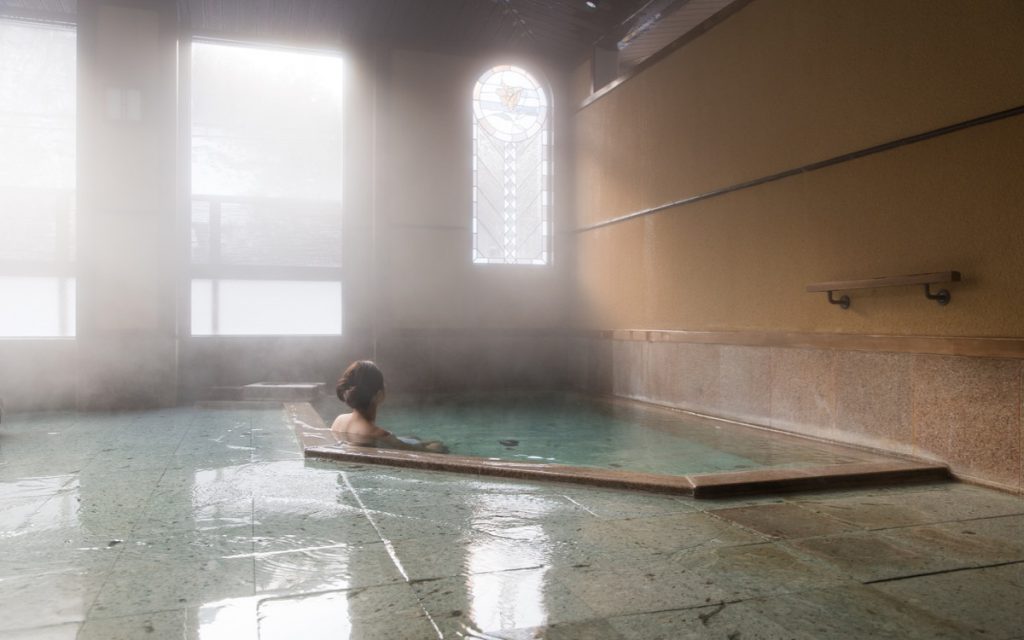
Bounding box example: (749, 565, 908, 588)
(191, 41, 343, 200)
(190, 200, 211, 263)
(190, 279, 342, 336)
(0, 19, 76, 337)
(218, 201, 342, 267)
(0, 277, 75, 337)
(472, 65, 551, 265)
(189, 41, 344, 336)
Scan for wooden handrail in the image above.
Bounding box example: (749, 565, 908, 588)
(807, 271, 961, 309)
(807, 271, 961, 293)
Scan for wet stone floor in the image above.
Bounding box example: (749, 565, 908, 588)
(0, 407, 1022, 639)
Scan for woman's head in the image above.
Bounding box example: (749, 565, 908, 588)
(336, 360, 385, 413)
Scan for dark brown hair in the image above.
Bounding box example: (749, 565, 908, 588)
(336, 360, 385, 413)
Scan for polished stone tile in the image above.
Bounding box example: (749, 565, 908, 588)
(786, 532, 954, 582)
(495, 619, 628, 640)
(692, 493, 789, 511)
(367, 509, 468, 542)
(711, 502, 861, 539)
(253, 510, 381, 550)
(574, 511, 767, 554)
(770, 347, 836, 437)
(0, 566, 106, 632)
(661, 342, 720, 413)
(751, 584, 980, 639)
(258, 585, 439, 640)
(355, 486, 589, 530)
(88, 531, 255, 618)
(556, 487, 696, 519)
(912, 355, 1021, 488)
(76, 609, 186, 640)
(612, 340, 647, 401)
(551, 559, 731, 618)
(609, 599, 795, 640)
(0, 459, 89, 482)
(0, 474, 76, 502)
(0, 530, 122, 580)
(880, 517, 1024, 568)
(939, 513, 1024, 552)
(644, 341, 681, 406)
(254, 540, 404, 594)
(835, 350, 913, 446)
(480, 520, 666, 572)
(391, 532, 552, 581)
(798, 484, 1024, 529)
(716, 345, 772, 424)
(874, 564, 1024, 638)
(0, 623, 81, 639)
(413, 569, 599, 636)
(0, 496, 51, 532)
(675, 541, 854, 600)
(133, 493, 253, 535)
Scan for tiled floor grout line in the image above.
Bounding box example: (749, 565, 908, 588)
(809, 509, 1024, 534)
(560, 494, 600, 517)
(338, 470, 446, 639)
(862, 558, 1024, 585)
(250, 412, 258, 597)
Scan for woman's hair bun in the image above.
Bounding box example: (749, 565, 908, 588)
(336, 360, 385, 413)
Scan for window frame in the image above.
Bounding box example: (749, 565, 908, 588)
(471, 63, 553, 267)
(181, 36, 346, 338)
(0, 16, 78, 339)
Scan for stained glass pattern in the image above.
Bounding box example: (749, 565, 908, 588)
(473, 66, 550, 265)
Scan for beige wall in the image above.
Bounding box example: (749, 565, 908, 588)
(572, 0, 1024, 338)
(380, 49, 571, 331)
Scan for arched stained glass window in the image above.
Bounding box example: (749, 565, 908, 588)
(472, 65, 550, 265)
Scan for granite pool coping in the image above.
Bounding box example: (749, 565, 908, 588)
(284, 401, 950, 498)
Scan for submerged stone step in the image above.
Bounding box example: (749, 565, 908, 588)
(241, 382, 327, 402)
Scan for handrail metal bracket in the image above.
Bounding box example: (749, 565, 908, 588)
(827, 291, 850, 309)
(924, 284, 951, 305)
(808, 271, 960, 310)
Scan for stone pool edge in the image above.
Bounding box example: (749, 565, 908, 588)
(283, 402, 950, 498)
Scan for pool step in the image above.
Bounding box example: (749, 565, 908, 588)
(206, 382, 327, 402)
(241, 383, 326, 402)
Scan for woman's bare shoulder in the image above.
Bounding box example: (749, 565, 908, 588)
(330, 412, 352, 433)
(333, 413, 389, 438)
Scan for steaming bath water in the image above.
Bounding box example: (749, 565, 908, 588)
(316, 391, 885, 476)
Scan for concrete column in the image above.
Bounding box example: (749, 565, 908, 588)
(76, 0, 178, 408)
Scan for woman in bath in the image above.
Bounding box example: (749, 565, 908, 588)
(331, 360, 448, 453)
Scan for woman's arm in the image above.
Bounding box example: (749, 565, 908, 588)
(375, 431, 447, 453)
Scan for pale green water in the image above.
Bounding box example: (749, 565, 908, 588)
(317, 392, 876, 476)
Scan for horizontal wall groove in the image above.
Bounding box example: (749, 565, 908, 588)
(575, 103, 1024, 233)
(579, 329, 1024, 359)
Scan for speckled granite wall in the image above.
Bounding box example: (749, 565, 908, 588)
(569, 336, 1024, 495)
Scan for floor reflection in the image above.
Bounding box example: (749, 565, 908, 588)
(198, 592, 357, 640)
(463, 494, 554, 633)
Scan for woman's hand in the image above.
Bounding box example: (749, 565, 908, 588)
(424, 441, 448, 454)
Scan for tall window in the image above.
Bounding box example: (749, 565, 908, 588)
(472, 65, 551, 265)
(0, 19, 76, 337)
(189, 41, 344, 336)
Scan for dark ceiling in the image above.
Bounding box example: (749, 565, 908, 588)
(0, 0, 661, 69)
(178, 0, 655, 68)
